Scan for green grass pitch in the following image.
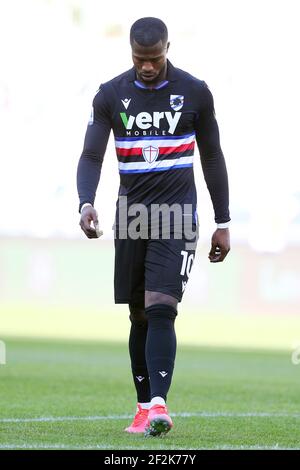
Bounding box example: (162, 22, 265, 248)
(0, 338, 300, 450)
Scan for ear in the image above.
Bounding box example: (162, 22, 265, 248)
(166, 41, 170, 53)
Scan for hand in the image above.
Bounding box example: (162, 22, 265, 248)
(209, 228, 230, 263)
(79, 206, 103, 239)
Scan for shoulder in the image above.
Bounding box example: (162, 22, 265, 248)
(92, 68, 133, 109)
(100, 68, 134, 94)
(170, 63, 206, 87)
(170, 62, 213, 103)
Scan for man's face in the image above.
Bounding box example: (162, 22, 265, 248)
(131, 40, 169, 86)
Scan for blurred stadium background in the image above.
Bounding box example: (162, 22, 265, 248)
(1, 0, 300, 350)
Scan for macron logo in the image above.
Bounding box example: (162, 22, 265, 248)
(120, 111, 181, 135)
(136, 376, 145, 382)
(159, 371, 168, 378)
(121, 98, 131, 110)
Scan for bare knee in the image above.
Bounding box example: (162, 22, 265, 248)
(145, 291, 178, 309)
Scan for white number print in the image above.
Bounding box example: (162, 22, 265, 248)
(180, 250, 194, 278)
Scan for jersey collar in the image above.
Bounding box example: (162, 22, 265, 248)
(134, 79, 169, 90)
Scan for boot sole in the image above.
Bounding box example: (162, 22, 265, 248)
(144, 416, 172, 437)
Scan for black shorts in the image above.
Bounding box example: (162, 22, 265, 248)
(114, 227, 198, 307)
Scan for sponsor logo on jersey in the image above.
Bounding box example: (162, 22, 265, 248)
(170, 95, 184, 111)
(121, 98, 131, 109)
(120, 111, 181, 135)
(142, 145, 159, 164)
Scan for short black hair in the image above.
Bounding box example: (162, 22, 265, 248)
(130, 17, 168, 47)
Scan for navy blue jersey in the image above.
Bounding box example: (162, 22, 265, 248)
(77, 60, 230, 226)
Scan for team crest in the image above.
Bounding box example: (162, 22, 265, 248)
(142, 145, 159, 164)
(170, 95, 184, 111)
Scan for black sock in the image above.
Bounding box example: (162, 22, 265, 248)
(129, 318, 151, 403)
(145, 304, 177, 401)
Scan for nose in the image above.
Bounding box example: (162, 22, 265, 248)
(141, 61, 154, 73)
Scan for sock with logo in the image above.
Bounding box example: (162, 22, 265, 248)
(129, 315, 151, 403)
(145, 304, 177, 401)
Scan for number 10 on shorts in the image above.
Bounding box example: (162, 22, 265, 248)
(180, 250, 194, 278)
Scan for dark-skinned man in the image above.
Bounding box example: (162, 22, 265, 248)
(77, 17, 230, 437)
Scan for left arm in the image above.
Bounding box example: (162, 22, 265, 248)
(195, 83, 231, 262)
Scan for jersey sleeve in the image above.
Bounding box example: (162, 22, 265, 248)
(76, 86, 112, 212)
(195, 83, 230, 224)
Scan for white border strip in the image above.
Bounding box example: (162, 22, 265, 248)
(118, 155, 194, 171)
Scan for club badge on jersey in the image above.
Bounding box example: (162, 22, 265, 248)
(142, 145, 159, 164)
(170, 95, 184, 111)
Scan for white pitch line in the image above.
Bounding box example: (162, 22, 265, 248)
(0, 443, 299, 450)
(0, 414, 131, 423)
(1, 411, 300, 424)
(173, 411, 300, 418)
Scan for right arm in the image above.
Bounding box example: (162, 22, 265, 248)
(77, 87, 111, 238)
(195, 82, 231, 262)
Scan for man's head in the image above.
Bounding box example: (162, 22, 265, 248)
(130, 17, 170, 86)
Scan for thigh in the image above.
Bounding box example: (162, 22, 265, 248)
(114, 236, 146, 307)
(144, 228, 198, 302)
